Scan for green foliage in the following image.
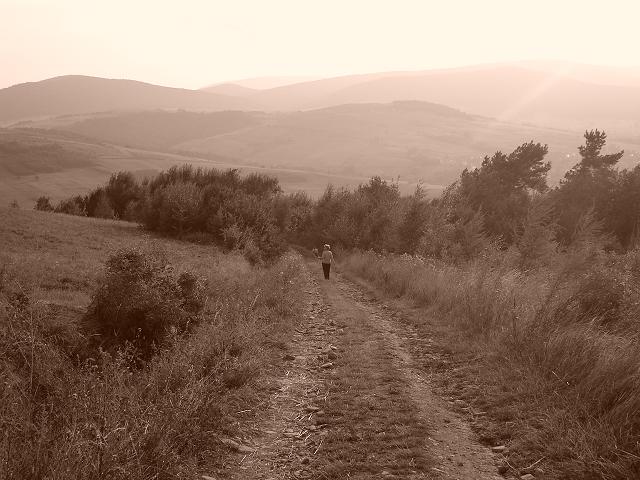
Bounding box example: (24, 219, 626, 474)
(84, 248, 206, 358)
(273, 191, 314, 244)
(397, 185, 429, 253)
(608, 165, 640, 247)
(136, 165, 286, 261)
(54, 195, 86, 216)
(418, 208, 491, 262)
(512, 198, 558, 269)
(456, 142, 550, 243)
(34, 196, 54, 212)
(554, 130, 624, 245)
(575, 129, 624, 172)
(105, 171, 141, 218)
(54, 164, 289, 261)
(92, 191, 115, 219)
(312, 177, 402, 251)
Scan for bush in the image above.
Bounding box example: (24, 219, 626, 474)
(92, 191, 115, 219)
(0, 243, 305, 478)
(34, 196, 54, 212)
(55, 196, 85, 216)
(84, 248, 205, 358)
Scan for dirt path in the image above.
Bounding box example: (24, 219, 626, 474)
(220, 262, 504, 479)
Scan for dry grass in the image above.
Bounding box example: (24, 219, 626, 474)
(342, 249, 640, 480)
(0, 207, 306, 479)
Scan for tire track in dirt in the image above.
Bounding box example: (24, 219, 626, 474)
(221, 262, 503, 479)
(333, 277, 503, 480)
(221, 264, 341, 479)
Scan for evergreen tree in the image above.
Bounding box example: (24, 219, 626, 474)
(554, 130, 623, 245)
(457, 141, 550, 243)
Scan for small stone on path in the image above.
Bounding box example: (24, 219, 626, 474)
(220, 438, 254, 454)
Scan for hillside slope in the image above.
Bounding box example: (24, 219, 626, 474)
(249, 65, 640, 134)
(59, 110, 263, 150)
(175, 101, 640, 185)
(0, 127, 396, 206)
(0, 75, 259, 124)
(15, 101, 638, 196)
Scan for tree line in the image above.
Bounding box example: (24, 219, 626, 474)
(309, 129, 640, 264)
(36, 129, 640, 264)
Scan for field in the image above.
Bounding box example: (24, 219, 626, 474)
(0, 128, 424, 208)
(0, 207, 306, 478)
(48, 104, 640, 185)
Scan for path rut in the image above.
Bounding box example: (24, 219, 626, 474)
(220, 261, 504, 480)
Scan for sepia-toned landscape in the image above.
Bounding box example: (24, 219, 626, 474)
(2, 1, 640, 479)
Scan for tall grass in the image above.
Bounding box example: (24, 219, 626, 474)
(342, 249, 640, 479)
(0, 248, 305, 479)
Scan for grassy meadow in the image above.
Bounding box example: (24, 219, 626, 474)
(0, 207, 307, 479)
(341, 249, 640, 479)
(0, 127, 422, 208)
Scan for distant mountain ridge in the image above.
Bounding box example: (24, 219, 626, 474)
(243, 65, 640, 134)
(0, 75, 259, 125)
(4, 63, 640, 135)
(47, 101, 636, 188)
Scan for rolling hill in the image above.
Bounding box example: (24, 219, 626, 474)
(194, 63, 640, 137)
(245, 66, 640, 135)
(55, 110, 264, 150)
(0, 127, 399, 207)
(201, 83, 259, 97)
(172, 101, 640, 185)
(5, 63, 640, 136)
(0, 75, 259, 125)
(4, 63, 640, 206)
(17, 101, 640, 192)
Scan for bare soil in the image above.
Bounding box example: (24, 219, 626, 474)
(218, 261, 505, 479)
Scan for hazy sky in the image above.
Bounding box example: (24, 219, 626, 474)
(2, 0, 640, 89)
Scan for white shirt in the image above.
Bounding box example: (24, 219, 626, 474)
(321, 250, 333, 264)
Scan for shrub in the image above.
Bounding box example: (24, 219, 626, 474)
(0, 242, 305, 478)
(157, 181, 203, 235)
(34, 196, 54, 212)
(84, 248, 206, 358)
(92, 191, 115, 219)
(55, 196, 86, 216)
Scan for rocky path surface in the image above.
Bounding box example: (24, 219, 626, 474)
(220, 262, 504, 480)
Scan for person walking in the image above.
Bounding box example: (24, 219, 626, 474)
(321, 244, 333, 280)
